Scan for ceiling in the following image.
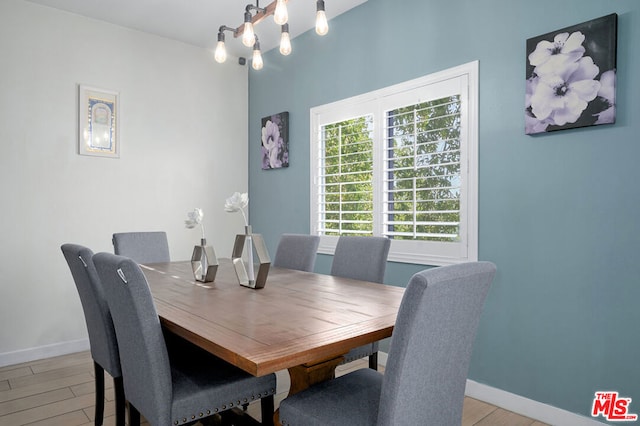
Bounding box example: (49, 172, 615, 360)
(25, 0, 367, 59)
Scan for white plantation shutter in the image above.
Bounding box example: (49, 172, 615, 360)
(318, 115, 374, 235)
(311, 61, 478, 266)
(383, 95, 462, 242)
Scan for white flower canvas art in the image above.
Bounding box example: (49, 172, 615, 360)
(261, 111, 289, 169)
(525, 14, 617, 135)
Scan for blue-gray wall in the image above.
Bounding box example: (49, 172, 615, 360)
(248, 0, 639, 419)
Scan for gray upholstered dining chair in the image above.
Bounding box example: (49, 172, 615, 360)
(112, 231, 170, 263)
(61, 244, 125, 426)
(93, 252, 277, 426)
(279, 261, 497, 426)
(272, 234, 320, 272)
(331, 236, 391, 370)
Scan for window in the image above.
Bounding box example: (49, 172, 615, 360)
(310, 61, 478, 266)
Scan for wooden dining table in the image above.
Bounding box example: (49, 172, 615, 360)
(141, 259, 404, 424)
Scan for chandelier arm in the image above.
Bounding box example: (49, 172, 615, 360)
(234, 0, 285, 37)
(218, 25, 238, 37)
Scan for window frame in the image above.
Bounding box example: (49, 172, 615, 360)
(310, 61, 479, 266)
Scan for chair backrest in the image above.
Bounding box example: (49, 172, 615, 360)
(61, 244, 121, 378)
(330, 236, 391, 283)
(112, 231, 170, 263)
(272, 234, 320, 272)
(93, 252, 172, 426)
(377, 261, 496, 426)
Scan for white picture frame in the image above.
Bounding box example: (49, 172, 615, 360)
(78, 85, 120, 158)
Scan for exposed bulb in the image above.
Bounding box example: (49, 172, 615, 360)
(214, 41, 227, 63)
(279, 25, 292, 56)
(315, 10, 328, 35)
(242, 22, 255, 47)
(274, 0, 288, 25)
(252, 47, 263, 70)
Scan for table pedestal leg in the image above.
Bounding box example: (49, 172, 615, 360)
(274, 355, 344, 426)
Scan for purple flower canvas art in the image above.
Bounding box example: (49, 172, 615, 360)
(525, 14, 617, 135)
(261, 111, 289, 170)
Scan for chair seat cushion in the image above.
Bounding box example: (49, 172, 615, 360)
(279, 368, 382, 426)
(169, 339, 276, 423)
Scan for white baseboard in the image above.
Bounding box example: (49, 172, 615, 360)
(378, 352, 603, 426)
(464, 380, 605, 426)
(0, 338, 90, 368)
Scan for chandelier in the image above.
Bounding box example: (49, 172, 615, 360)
(214, 0, 329, 70)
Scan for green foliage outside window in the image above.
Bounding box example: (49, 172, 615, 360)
(320, 95, 461, 242)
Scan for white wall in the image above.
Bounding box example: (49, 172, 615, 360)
(0, 0, 250, 364)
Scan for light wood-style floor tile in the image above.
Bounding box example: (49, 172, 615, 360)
(0, 387, 74, 416)
(0, 367, 32, 382)
(0, 372, 94, 404)
(0, 393, 93, 425)
(22, 409, 90, 426)
(29, 352, 92, 375)
(474, 407, 539, 426)
(462, 396, 499, 425)
(8, 363, 91, 389)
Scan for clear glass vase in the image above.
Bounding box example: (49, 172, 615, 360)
(244, 226, 255, 282)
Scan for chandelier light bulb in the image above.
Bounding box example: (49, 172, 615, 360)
(214, 41, 227, 63)
(279, 24, 292, 55)
(214, 31, 227, 63)
(252, 50, 264, 70)
(242, 11, 255, 47)
(274, 0, 288, 25)
(252, 39, 263, 70)
(315, 1, 328, 36)
(242, 23, 255, 47)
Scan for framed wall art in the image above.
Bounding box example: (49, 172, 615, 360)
(261, 111, 289, 170)
(525, 13, 617, 135)
(78, 85, 120, 157)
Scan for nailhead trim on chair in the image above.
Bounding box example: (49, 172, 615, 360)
(172, 388, 276, 424)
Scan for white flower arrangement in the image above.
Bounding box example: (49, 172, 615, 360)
(185, 207, 205, 240)
(224, 192, 249, 226)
